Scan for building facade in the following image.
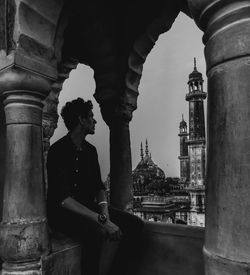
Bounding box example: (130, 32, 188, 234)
(132, 140, 166, 206)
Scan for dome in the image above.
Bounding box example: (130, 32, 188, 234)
(179, 115, 187, 129)
(189, 68, 202, 80)
(133, 141, 165, 186)
(189, 64, 202, 78)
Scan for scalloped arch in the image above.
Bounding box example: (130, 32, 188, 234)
(125, 11, 184, 110)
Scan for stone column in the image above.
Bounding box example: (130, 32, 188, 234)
(188, 1, 250, 274)
(0, 68, 52, 275)
(101, 101, 134, 212)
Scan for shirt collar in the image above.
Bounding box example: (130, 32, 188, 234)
(65, 132, 89, 151)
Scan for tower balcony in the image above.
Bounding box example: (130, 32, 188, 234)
(178, 155, 189, 160)
(186, 185, 206, 191)
(186, 138, 206, 145)
(178, 132, 189, 137)
(186, 91, 207, 101)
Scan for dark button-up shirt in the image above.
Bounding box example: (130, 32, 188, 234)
(47, 133, 106, 221)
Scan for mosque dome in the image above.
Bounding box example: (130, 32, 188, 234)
(132, 140, 165, 187)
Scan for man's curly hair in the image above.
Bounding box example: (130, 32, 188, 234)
(61, 98, 93, 131)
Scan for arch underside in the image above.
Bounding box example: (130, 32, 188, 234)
(0, 0, 193, 109)
(59, 0, 192, 109)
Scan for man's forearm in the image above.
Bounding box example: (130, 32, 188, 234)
(62, 196, 99, 221)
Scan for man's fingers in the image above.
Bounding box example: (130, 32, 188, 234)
(103, 223, 123, 242)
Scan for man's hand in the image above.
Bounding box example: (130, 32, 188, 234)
(102, 220, 122, 241)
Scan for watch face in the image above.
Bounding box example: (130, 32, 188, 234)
(98, 214, 107, 224)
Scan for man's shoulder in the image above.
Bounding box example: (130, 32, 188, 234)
(49, 135, 70, 153)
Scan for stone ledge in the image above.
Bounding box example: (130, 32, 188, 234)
(144, 221, 205, 239)
(128, 222, 205, 275)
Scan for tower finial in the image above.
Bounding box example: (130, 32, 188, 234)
(182, 113, 184, 121)
(145, 139, 149, 156)
(194, 57, 197, 70)
(140, 142, 144, 160)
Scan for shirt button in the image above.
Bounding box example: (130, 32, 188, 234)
(75, 169, 79, 173)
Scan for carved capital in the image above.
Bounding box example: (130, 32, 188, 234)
(0, 65, 53, 97)
(187, 0, 250, 36)
(188, 0, 250, 70)
(42, 89, 59, 143)
(42, 115, 58, 139)
(187, 0, 243, 32)
(3, 90, 45, 126)
(101, 99, 136, 127)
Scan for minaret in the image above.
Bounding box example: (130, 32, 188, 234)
(140, 142, 144, 160)
(178, 114, 189, 184)
(145, 139, 149, 156)
(186, 58, 206, 186)
(185, 58, 206, 226)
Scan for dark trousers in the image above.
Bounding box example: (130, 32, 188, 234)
(49, 206, 144, 275)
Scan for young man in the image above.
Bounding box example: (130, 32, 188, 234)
(47, 98, 143, 275)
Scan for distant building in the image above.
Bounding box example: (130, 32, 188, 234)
(133, 140, 165, 195)
(106, 59, 206, 227)
(132, 141, 189, 224)
(178, 58, 206, 227)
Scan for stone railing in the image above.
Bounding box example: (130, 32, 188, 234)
(125, 222, 205, 275)
(25, 217, 205, 275)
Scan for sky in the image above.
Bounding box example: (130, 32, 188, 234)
(51, 13, 207, 181)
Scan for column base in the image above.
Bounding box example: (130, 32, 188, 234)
(2, 261, 41, 275)
(0, 220, 49, 262)
(204, 247, 250, 275)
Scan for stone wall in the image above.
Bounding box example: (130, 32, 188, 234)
(126, 222, 204, 275)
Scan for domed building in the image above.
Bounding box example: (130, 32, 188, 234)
(133, 140, 165, 197)
(132, 140, 190, 223)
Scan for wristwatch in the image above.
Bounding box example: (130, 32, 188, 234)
(98, 213, 107, 224)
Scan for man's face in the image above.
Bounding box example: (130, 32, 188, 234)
(81, 110, 96, 135)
